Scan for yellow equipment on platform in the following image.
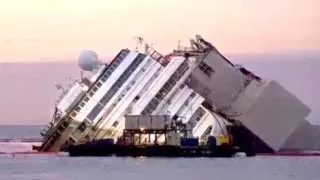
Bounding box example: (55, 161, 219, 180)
(216, 135, 232, 146)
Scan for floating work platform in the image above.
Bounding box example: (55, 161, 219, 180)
(67, 141, 238, 158)
(66, 115, 250, 157)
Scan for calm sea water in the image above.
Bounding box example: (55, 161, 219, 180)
(1, 125, 320, 180)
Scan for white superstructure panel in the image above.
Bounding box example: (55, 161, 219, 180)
(152, 59, 195, 115)
(161, 86, 193, 117)
(56, 82, 87, 116)
(178, 94, 205, 124)
(210, 114, 229, 136)
(91, 55, 150, 125)
(94, 56, 156, 128)
(233, 80, 311, 151)
(131, 57, 184, 114)
(73, 52, 138, 122)
(192, 109, 213, 138)
(187, 50, 247, 110)
(97, 61, 163, 137)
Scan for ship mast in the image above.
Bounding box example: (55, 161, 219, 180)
(133, 36, 144, 52)
(133, 36, 153, 54)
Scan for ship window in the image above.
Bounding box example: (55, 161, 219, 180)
(148, 99, 159, 110)
(158, 89, 168, 98)
(190, 92, 196, 98)
(79, 101, 86, 107)
(112, 121, 119, 127)
(62, 121, 69, 127)
(109, 66, 115, 72)
(100, 77, 106, 82)
(83, 96, 90, 102)
(172, 61, 189, 81)
(87, 104, 104, 121)
(188, 108, 203, 128)
(152, 98, 160, 105)
(66, 116, 73, 122)
(199, 110, 205, 117)
(167, 77, 176, 86)
(141, 109, 150, 115)
(88, 91, 94, 97)
(134, 95, 140, 101)
(196, 108, 205, 122)
(70, 111, 77, 118)
(119, 54, 126, 60)
(92, 86, 99, 92)
(155, 94, 163, 100)
(106, 71, 112, 76)
(101, 74, 108, 79)
(162, 83, 171, 91)
(74, 106, 81, 112)
(198, 62, 214, 76)
(142, 107, 153, 115)
(142, 97, 160, 115)
(180, 84, 185, 89)
(115, 58, 121, 64)
(172, 115, 178, 121)
(57, 125, 64, 131)
(77, 122, 88, 132)
(113, 61, 119, 66)
(96, 82, 102, 87)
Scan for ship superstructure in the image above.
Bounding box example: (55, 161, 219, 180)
(38, 41, 226, 152)
(182, 35, 311, 152)
(37, 35, 311, 153)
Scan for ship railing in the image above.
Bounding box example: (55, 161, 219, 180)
(40, 107, 60, 138)
(146, 47, 169, 66)
(40, 105, 68, 139)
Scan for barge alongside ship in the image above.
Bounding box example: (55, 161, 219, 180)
(35, 34, 311, 157)
(67, 142, 237, 157)
(67, 115, 243, 157)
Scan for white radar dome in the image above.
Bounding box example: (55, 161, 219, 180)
(78, 50, 103, 71)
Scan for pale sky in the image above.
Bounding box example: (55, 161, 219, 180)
(0, 0, 319, 63)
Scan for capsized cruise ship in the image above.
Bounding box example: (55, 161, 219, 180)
(37, 35, 311, 153)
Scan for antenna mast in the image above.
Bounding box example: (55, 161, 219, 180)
(133, 36, 144, 52)
(133, 36, 152, 54)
